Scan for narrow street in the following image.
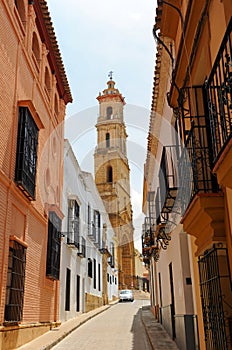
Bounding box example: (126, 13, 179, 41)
(53, 299, 152, 350)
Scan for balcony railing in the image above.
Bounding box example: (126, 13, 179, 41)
(178, 122, 219, 213)
(77, 237, 86, 258)
(67, 218, 79, 249)
(159, 146, 180, 213)
(94, 226, 101, 248)
(205, 18, 232, 163)
(177, 84, 220, 213)
(87, 222, 97, 242)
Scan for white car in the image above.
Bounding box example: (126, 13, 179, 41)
(119, 289, 134, 302)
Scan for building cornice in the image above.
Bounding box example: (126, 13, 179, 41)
(34, 0, 72, 104)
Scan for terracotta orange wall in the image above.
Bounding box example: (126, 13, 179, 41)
(0, 0, 66, 324)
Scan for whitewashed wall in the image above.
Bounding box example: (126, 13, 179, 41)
(60, 140, 118, 322)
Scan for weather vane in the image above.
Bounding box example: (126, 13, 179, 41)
(108, 71, 113, 80)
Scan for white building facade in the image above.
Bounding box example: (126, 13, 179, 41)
(60, 140, 118, 322)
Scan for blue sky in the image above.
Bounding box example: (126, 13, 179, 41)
(47, 0, 157, 250)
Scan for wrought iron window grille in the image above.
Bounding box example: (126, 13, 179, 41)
(15, 107, 38, 200)
(46, 212, 61, 280)
(198, 243, 232, 349)
(67, 200, 80, 249)
(4, 241, 26, 323)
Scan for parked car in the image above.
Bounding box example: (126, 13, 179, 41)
(119, 289, 134, 302)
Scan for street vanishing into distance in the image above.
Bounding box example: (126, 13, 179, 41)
(53, 299, 151, 350)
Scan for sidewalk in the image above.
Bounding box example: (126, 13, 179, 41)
(17, 300, 178, 350)
(17, 302, 117, 350)
(140, 305, 179, 350)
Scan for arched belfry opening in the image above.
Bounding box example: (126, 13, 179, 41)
(106, 133, 110, 148)
(107, 166, 113, 183)
(106, 106, 113, 119)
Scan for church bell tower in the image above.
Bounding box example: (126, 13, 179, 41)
(94, 74, 135, 289)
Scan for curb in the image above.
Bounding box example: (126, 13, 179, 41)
(43, 305, 111, 350)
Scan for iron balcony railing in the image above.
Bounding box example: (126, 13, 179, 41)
(205, 18, 232, 164)
(94, 226, 101, 248)
(67, 217, 80, 249)
(142, 216, 156, 249)
(159, 146, 180, 213)
(177, 84, 220, 213)
(87, 222, 97, 242)
(178, 122, 219, 213)
(77, 237, 86, 258)
(155, 187, 169, 225)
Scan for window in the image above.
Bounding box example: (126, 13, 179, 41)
(46, 211, 61, 280)
(67, 200, 80, 248)
(98, 263, 101, 291)
(93, 259, 96, 289)
(87, 204, 91, 235)
(88, 258, 92, 278)
(107, 166, 113, 183)
(94, 210, 101, 246)
(15, 106, 39, 200)
(5, 240, 26, 322)
(106, 106, 113, 119)
(108, 242, 115, 267)
(198, 246, 231, 348)
(106, 133, 110, 148)
(65, 268, 71, 311)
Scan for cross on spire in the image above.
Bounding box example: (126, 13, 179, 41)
(108, 71, 113, 80)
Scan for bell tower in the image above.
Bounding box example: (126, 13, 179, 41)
(94, 74, 135, 289)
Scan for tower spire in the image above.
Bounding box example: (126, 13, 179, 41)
(108, 71, 113, 80)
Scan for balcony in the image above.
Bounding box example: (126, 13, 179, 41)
(108, 255, 115, 268)
(94, 226, 101, 248)
(178, 122, 219, 214)
(178, 95, 224, 255)
(142, 213, 156, 255)
(87, 222, 96, 242)
(177, 85, 220, 214)
(77, 237, 86, 258)
(159, 146, 179, 213)
(67, 219, 79, 249)
(205, 18, 232, 165)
